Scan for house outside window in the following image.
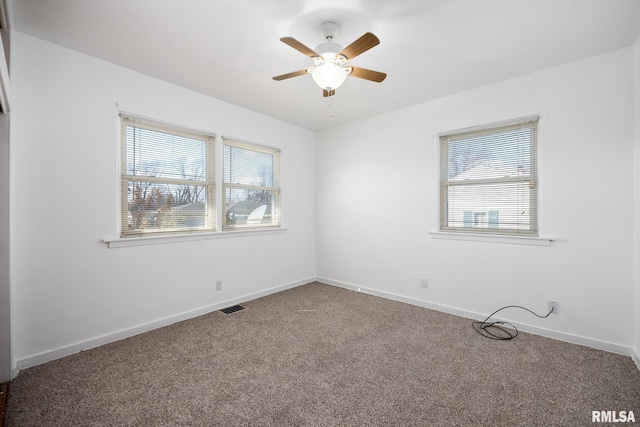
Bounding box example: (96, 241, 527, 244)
(439, 115, 539, 236)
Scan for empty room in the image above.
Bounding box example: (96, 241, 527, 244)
(1, 0, 640, 425)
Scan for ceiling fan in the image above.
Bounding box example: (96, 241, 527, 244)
(273, 21, 387, 97)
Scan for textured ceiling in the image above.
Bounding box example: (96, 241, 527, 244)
(11, 0, 640, 131)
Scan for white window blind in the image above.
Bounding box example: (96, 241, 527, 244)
(120, 115, 215, 236)
(439, 116, 539, 236)
(223, 138, 280, 230)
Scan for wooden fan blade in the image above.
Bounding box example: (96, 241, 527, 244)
(349, 66, 387, 83)
(339, 32, 380, 60)
(273, 69, 308, 81)
(280, 37, 320, 58)
(322, 89, 335, 97)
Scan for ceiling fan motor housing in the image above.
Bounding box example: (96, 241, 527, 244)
(315, 42, 344, 58)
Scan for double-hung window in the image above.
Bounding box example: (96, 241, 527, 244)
(223, 138, 280, 230)
(120, 114, 215, 236)
(439, 115, 539, 236)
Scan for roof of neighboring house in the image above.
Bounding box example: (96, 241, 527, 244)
(451, 161, 526, 181)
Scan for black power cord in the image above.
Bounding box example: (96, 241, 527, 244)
(472, 305, 554, 340)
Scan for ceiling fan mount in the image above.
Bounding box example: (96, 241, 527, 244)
(314, 21, 343, 58)
(273, 21, 387, 98)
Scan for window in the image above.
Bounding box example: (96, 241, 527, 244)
(120, 115, 215, 236)
(117, 114, 283, 241)
(223, 138, 280, 230)
(439, 115, 539, 236)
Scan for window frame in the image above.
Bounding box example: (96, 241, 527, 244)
(439, 115, 539, 237)
(119, 114, 216, 237)
(222, 137, 281, 231)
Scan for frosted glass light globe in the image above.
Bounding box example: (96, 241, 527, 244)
(311, 62, 348, 90)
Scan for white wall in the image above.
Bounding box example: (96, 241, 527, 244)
(0, 108, 9, 382)
(634, 35, 640, 364)
(317, 48, 636, 353)
(10, 32, 316, 371)
(0, 26, 9, 382)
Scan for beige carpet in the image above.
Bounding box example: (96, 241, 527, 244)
(5, 282, 640, 426)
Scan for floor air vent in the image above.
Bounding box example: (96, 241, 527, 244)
(220, 305, 246, 314)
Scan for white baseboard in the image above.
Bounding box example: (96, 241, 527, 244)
(13, 277, 316, 376)
(14, 276, 639, 377)
(318, 276, 638, 365)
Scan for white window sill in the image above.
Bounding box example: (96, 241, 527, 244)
(104, 228, 287, 248)
(429, 231, 554, 246)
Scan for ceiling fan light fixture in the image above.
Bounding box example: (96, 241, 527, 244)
(273, 27, 385, 96)
(311, 62, 348, 91)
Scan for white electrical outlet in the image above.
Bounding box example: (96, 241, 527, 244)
(216, 280, 222, 291)
(421, 278, 428, 289)
(548, 300, 559, 314)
